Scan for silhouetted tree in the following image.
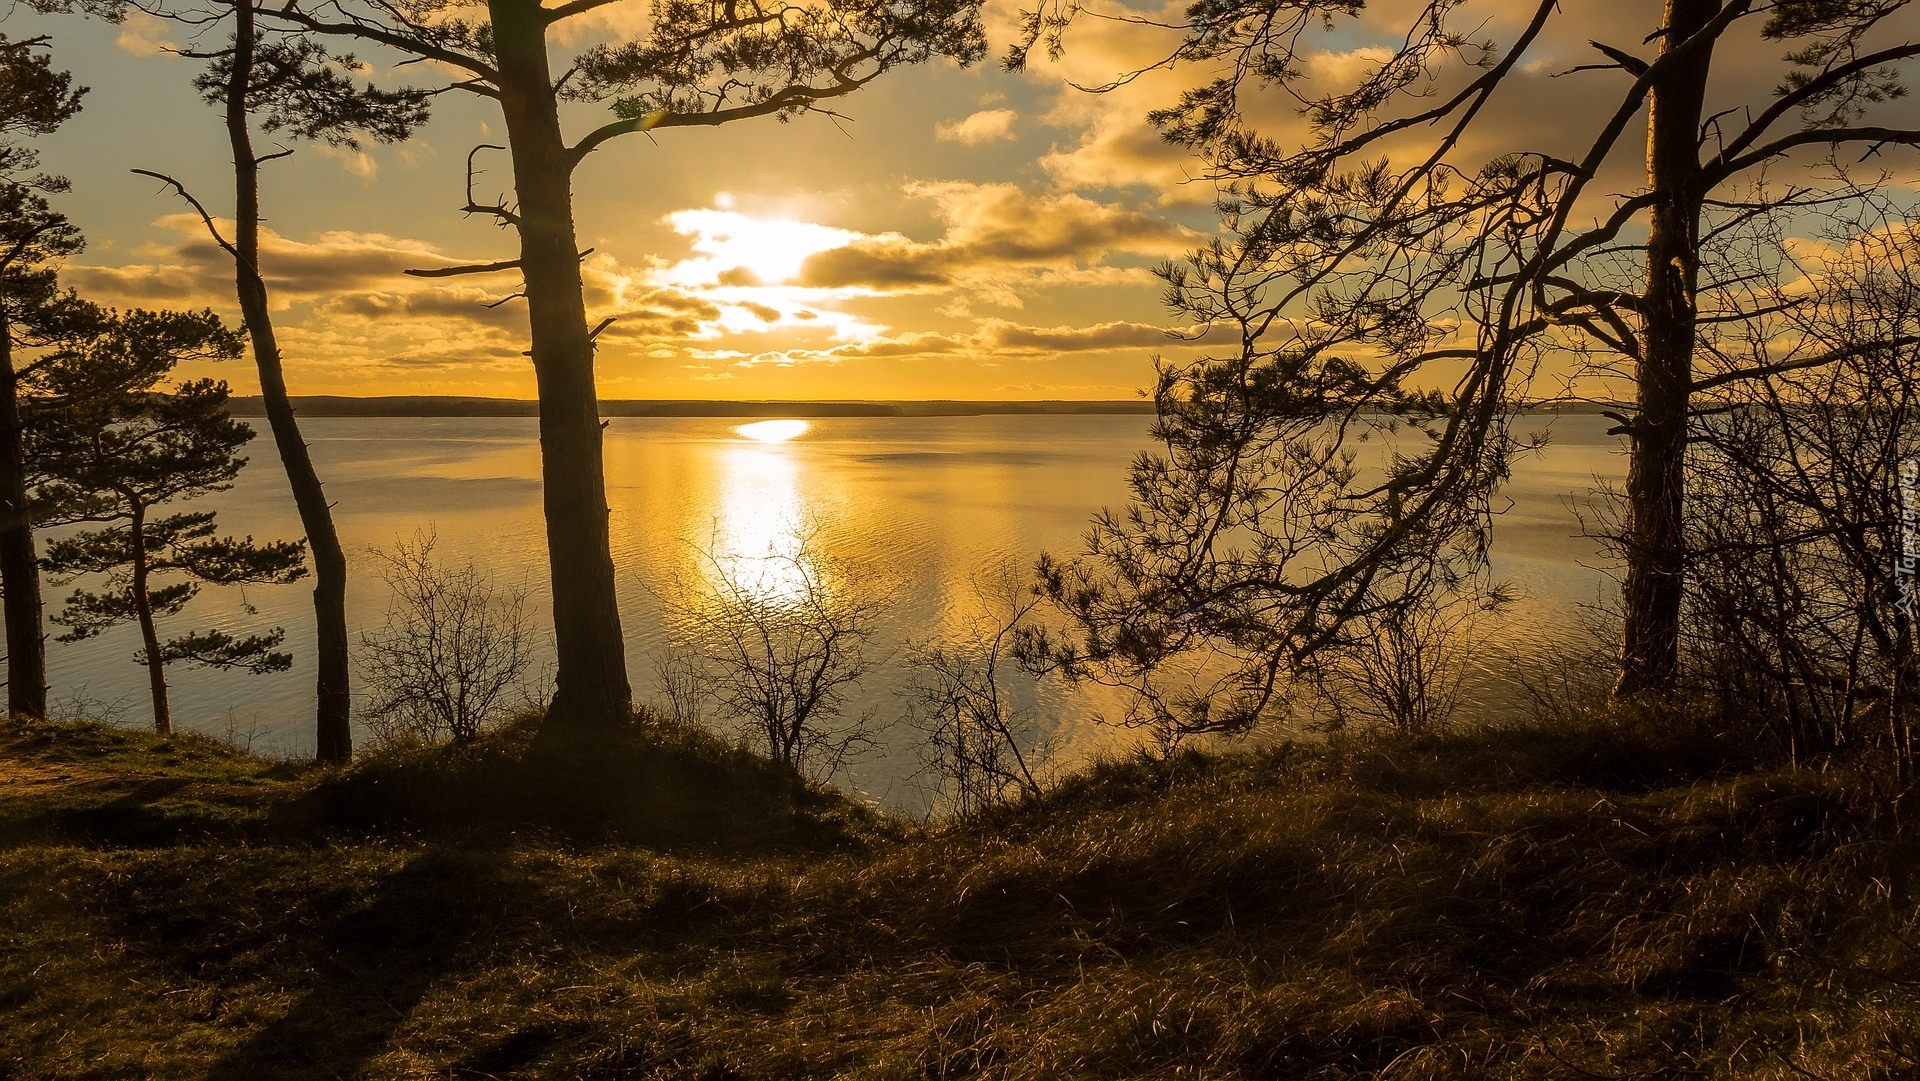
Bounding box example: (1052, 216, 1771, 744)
(31, 310, 307, 734)
(1014, 0, 1920, 730)
(240, 0, 990, 733)
(0, 33, 86, 719)
(128, 7, 431, 762)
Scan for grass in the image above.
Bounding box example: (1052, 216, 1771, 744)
(1, 710, 1916, 1079)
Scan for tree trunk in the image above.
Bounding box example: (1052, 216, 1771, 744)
(129, 502, 171, 734)
(0, 316, 47, 719)
(1614, 0, 1718, 699)
(489, 0, 632, 730)
(225, 0, 353, 761)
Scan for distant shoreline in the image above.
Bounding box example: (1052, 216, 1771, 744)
(229, 395, 1620, 418)
(227, 396, 1156, 418)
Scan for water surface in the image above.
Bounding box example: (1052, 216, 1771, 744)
(42, 413, 1626, 806)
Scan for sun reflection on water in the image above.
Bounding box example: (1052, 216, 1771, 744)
(736, 419, 810, 443)
(710, 441, 817, 606)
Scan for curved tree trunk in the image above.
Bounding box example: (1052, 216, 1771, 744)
(0, 318, 47, 719)
(1615, 0, 1718, 699)
(225, 1, 353, 761)
(128, 502, 172, 735)
(489, 0, 632, 730)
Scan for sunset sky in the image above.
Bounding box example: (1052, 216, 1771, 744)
(9, 0, 1916, 400)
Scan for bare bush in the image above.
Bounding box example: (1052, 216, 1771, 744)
(1310, 581, 1508, 735)
(649, 652, 709, 729)
(358, 531, 537, 746)
(903, 567, 1051, 817)
(665, 526, 886, 779)
(1508, 614, 1624, 729)
(46, 687, 131, 727)
(1679, 208, 1920, 777)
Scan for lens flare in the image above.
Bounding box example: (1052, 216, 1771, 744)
(736, 419, 809, 442)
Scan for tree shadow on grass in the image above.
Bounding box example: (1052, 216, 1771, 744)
(199, 846, 512, 1081)
(0, 776, 260, 848)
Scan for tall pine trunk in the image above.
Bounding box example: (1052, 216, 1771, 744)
(0, 319, 47, 719)
(223, 3, 354, 761)
(490, 0, 632, 729)
(128, 502, 172, 734)
(1614, 0, 1717, 699)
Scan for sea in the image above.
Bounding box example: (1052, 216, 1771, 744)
(40, 412, 1628, 809)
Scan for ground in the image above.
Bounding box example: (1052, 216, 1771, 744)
(0, 712, 1916, 1079)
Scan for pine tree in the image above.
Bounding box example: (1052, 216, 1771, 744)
(0, 32, 87, 719)
(248, 0, 989, 733)
(1013, 0, 1920, 726)
(129, 18, 431, 762)
(31, 310, 307, 734)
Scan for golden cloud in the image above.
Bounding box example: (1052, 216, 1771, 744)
(936, 108, 1019, 145)
(727, 317, 1209, 367)
(794, 181, 1199, 291)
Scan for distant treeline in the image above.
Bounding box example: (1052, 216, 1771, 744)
(226, 396, 1622, 418)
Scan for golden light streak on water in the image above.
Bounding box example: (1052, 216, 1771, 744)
(709, 442, 815, 607)
(735, 419, 810, 442)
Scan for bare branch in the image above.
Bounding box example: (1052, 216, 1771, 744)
(1709, 125, 1920, 183)
(405, 258, 522, 278)
(1692, 335, 1920, 392)
(568, 76, 873, 168)
(542, 0, 626, 23)
(129, 169, 241, 263)
(260, 1, 498, 82)
(457, 143, 519, 225)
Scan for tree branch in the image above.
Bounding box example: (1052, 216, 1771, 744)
(129, 169, 242, 264)
(567, 77, 871, 169)
(1691, 335, 1920, 393)
(542, 0, 625, 24)
(1709, 41, 1920, 166)
(405, 259, 522, 278)
(1707, 126, 1920, 184)
(261, 1, 498, 82)
(459, 143, 519, 226)
(0, 220, 65, 275)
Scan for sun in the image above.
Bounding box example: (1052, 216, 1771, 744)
(663, 209, 858, 287)
(736, 419, 810, 442)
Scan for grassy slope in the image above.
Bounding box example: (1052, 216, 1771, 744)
(1, 715, 1916, 1080)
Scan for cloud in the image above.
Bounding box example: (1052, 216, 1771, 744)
(64, 217, 747, 385)
(599, 294, 728, 340)
(989, 0, 1222, 203)
(639, 184, 1196, 348)
(729, 317, 1209, 367)
(1303, 46, 1397, 87)
(113, 12, 175, 57)
(1037, 100, 1214, 204)
(314, 143, 380, 181)
(794, 181, 1199, 292)
(1017, 0, 1915, 214)
(937, 108, 1019, 145)
(65, 189, 1203, 394)
(314, 289, 529, 332)
(66, 216, 495, 309)
(991, 381, 1144, 395)
(977, 318, 1204, 352)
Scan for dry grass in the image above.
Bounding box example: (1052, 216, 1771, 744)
(0, 711, 1916, 1079)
